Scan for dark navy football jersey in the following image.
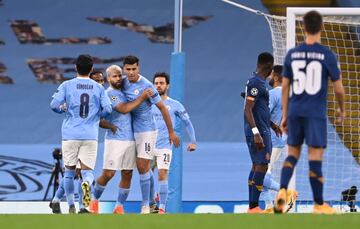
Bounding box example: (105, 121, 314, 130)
(244, 73, 271, 137)
(283, 43, 340, 118)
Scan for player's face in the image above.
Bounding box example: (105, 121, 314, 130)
(107, 70, 122, 89)
(269, 70, 275, 87)
(154, 77, 168, 96)
(92, 73, 105, 86)
(124, 63, 140, 83)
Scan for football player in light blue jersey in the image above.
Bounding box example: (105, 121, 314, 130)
(50, 54, 112, 213)
(150, 72, 196, 214)
(89, 65, 153, 214)
(262, 65, 297, 213)
(50, 70, 117, 214)
(121, 56, 180, 214)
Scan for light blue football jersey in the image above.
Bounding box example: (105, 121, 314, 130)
(152, 97, 195, 150)
(104, 87, 134, 141)
(121, 75, 161, 133)
(269, 86, 286, 148)
(50, 77, 112, 140)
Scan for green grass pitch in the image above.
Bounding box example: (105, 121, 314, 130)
(1, 214, 360, 229)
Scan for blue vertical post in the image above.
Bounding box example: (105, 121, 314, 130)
(167, 0, 185, 213)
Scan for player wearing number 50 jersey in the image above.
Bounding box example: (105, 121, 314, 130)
(50, 54, 112, 213)
(275, 11, 345, 214)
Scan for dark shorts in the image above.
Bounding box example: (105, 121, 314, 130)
(246, 133, 272, 165)
(287, 116, 327, 148)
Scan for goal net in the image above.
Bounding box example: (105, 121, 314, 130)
(264, 8, 360, 212)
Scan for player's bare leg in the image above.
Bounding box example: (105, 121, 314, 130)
(137, 158, 151, 214)
(113, 170, 133, 214)
(274, 145, 300, 213)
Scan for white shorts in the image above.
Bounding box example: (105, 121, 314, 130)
(62, 140, 98, 170)
(268, 146, 287, 173)
(154, 149, 172, 170)
(134, 131, 157, 160)
(103, 139, 136, 170)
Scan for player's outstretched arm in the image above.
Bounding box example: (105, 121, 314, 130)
(244, 97, 265, 151)
(333, 79, 346, 124)
(156, 101, 180, 147)
(99, 119, 117, 134)
(114, 88, 153, 114)
(280, 77, 290, 134)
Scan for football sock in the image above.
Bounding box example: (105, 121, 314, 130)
(309, 160, 324, 205)
(149, 170, 156, 205)
(93, 182, 106, 200)
(139, 171, 151, 206)
(159, 180, 168, 210)
(81, 170, 94, 185)
(78, 179, 84, 209)
(248, 170, 255, 206)
(52, 179, 65, 202)
(116, 188, 130, 207)
(264, 173, 280, 191)
(64, 169, 75, 206)
(280, 156, 298, 189)
(250, 171, 266, 208)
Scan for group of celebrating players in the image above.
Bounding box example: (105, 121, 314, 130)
(244, 10, 345, 214)
(49, 10, 346, 215)
(50, 55, 196, 214)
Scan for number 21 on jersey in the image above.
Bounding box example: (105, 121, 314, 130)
(291, 60, 322, 95)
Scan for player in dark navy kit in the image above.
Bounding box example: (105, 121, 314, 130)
(244, 52, 282, 213)
(274, 11, 345, 214)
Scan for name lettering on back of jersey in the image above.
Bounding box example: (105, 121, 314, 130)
(291, 52, 324, 61)
(77, 84, 94, 90)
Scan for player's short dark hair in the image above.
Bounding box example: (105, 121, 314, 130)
(123, 55, 139, 66)
(303, 10, 323, 35)
(273, 65, 283, 76)
(257, 52, 274, 66)
(76, 54, 93, 75)
(153, 72, 170, 84)
(90, 70, 103, 79)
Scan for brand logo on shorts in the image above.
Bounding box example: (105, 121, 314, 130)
(134, 89, 139, 95)
(250, 88, 258, 96)
(109, 160, 114, 166)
